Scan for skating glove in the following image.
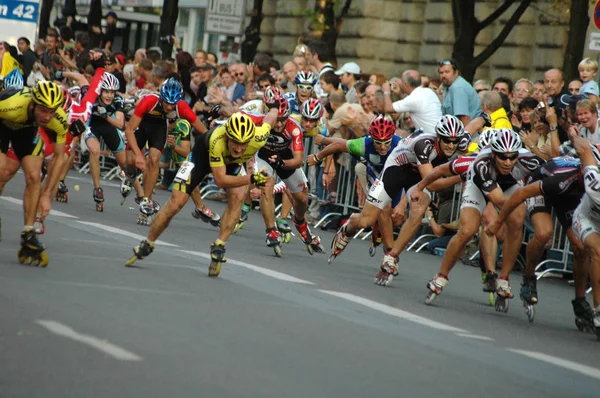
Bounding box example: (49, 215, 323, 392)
(69, 119, 86, 137)
(458, 134, 471, 153)
(268, 155, 285, 169)
(251, 168, 269, 187)
(480, 112, 492, 128)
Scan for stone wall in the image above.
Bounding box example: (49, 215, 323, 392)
(252, 0, 596, 83)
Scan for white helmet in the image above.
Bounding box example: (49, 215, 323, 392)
(301, 98, 324, 120)
(101, 72, 120, 91)
(435, 115, 465, 138)
(478, 129, 496, 151)
(491, 128, 522, 153)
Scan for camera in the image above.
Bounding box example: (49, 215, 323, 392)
(536, 102, 545, 111)
(159, 36, 173, 44)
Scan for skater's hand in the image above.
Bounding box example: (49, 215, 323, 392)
(391, 203, 407, 224)
(135, 153, 146, 171)
(484, 219, 501, 237)
(38, 195, 52, 219)
(250, 168, 269, 186)
(166, 135, 176, 149)
(409, 188, 426, 206)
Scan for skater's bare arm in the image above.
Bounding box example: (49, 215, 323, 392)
(496, 182, 540, 224)
(125, 115, 142, 156)
(212, 165, 251, 189)
(416, 163, 452, 192)
(191, 118, 208, 134)
(487, 187, 509, 209)
(104, 111, 125, 130)
(308, 140, 347, 167)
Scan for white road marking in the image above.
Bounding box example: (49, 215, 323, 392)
(507, 348, 600, 380)
(36, 320, 142, 361)
(0, 197, 78, 219)
(319, 290, 469, 333)
(44, 280, 197, 297)
(76, 221, 178, 247)
(177, 249, 315, 285)
(455, 333, 494, 341)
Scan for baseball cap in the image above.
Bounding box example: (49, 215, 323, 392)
(335, 62, 360, 76)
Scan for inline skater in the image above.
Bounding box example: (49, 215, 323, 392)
(125, 104, 279, 277)
(123, 77, 208, 225)
(329, 115, 466, 287)
(308, 114, 401, 256)
(420, 129, 544, 310)
(283, 71, 317, 114)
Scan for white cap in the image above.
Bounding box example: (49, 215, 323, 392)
(335, 62, 360, 76)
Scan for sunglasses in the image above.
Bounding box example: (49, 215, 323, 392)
(234, 72, 244, 77)
(373, 139, 392, 146)
(259, 84, 270, 90)
(297, 84, 313, 90)
(495, 152, 519, 161)
(439, 59, 457, 68)
(105, 62, 114, 66)
(302, 117, 318, 123)
(439, 136, 459, 145)
(276, 117, 288, 123)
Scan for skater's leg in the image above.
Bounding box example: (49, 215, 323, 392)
(567, 228, 589, 299)
(499, 203, 526, 279)
(143, 148, 162, 198)
(439, 207, 481, 275)
(289, 189, 309, 221)
(147, 189, 189, 242)
(389, 193, 431, 256)
(524, 211, 553, 277)
(86, 136, 102, 189)
(259, 177, 276, 229)
(279, 191, 293, 219)
(21, 155, 44, 226)
(347, 203, 382, 235)
(378, 205, 394, 251)
(0, 155, 20, 197)
(583, 232, 600, 308)
(190, 186, 204, 209)
(218, 185, 247, 242)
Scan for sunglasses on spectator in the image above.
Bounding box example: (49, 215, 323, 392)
(297, 84, 313, 90)
(438, 59, 457, 68)
(439, 136, 459, 145)
(373, 139, 392, 146)
(475, 89, 486, 93)
(234, 72, 245, 77)
(495, 152, 519, 161)
(258, 84, 270, 90)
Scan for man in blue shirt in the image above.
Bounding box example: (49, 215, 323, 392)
(439, 59, 481, 125)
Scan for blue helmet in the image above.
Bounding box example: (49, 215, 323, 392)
(159, 77, 183, 104)
(4, 69, 24, 89)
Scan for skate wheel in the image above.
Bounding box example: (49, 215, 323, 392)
(488, 292, 495, 306)
(233, 222, 243, 234)
(384, 274, 394, 287)
(306, 244, 313, 255)
(526, 305, 535, 322)
(575, 318, 584, 331)
(38, 251, 49, 267)
(96, 204, 104, 212)
(495, 296, 509, 313)
(125, 254, 139, 267)
(368, 245, 376, 257)
(283, 233, 291, 244)
(208, 260, 222, 277)
(328, 254, 336, 264)
(273, 245, 282, 257)
(424, 291, 437, 305)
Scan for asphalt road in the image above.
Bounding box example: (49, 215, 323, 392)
(0, 171, 598, 397)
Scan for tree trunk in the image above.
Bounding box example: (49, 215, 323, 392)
(39, 0, 55, 39)
(451, 0, 477, 82)
(563, 0, 589, 82)
(241, 0, 264, 63)
(159, 0, 179, 59)
(313, 0, 352, 66)
(87, 0, 102, 48)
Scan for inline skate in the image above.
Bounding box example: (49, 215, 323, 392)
(55, 181, 68, 203)
(368, 223, 382, 257)
(293, 217, 324, 255)
(233, 202, 252, 233)
(572, 297, 595, 333)
(495, 278, 513, 313)
(277, 218, 292, 244)
(374, 252, 399, 286)
(192, 206, 221, 227)
(209, 241, 227, 277)
(482, 271, 496, 306)
(328, 220, 351, 264)
(520, 276, 537, 322)
(18, 230, 48, 267)
(266, 227, 282, 257)
(33, 216, 45, 235)
(120, 171, 135, 205)
(93, 187, 104, 212)
(125, 240, 155, 267)
(425, 274, 449, 305)
(137, 198, 161, 226)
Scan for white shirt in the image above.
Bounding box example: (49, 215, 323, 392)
(392, 86, 443, 135)
(579, 119, 600, 145)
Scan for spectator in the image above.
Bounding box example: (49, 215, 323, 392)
(439, 59, 481, 125)
(420, 74, 430, 87)
(568, 79, 582, 95)
(575, 99, 600, 144)
(207, 52, 218, 67)
(335, 62, 360, 104)
(533, 79, 546, 102)
(398, 112, 416, 137)
(17, 37, 37, 82)
(511, 96, 539, 133)
(218, 67, 245, 103)
(307, 40, 335, 98)
(0, 41, 22, 78)
(492, 76, 513, 97)
(41, 29, 59, 78)
(74, 32, 90, 71)
(293, 56, 308, 72)
(34, 39, 46, 58)
(135, 48, 147, 63)
(147, 47, 162, 62)
(319, 71, 341, 97)
(479, 90, 512, 129)
(59, 26, 75, 51)
(383, 69, 442, 135)
(544, 68, 569, 142)
(369, 73, 386, 86)
(283, 61, 298, 89)
(364, 84, 381, 114)
(473, 79, 491, 93)
(135, 58, 153, 89)
(512, 78, 533, 109)
(578, 58, 599, 104)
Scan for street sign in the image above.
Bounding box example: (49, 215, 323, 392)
(205, 0, 246, 36)
(0, 0, 40, 45)
(590, 32, 600, 52)
(595, 0, 600, 30)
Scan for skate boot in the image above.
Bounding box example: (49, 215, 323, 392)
(482, 271, 497, 306)
(55, 181, 68, 203)
(495, 278, 514, 313)
(192, 206, 221, 227)
(266, 227, 282, 257)
(277, 218, 293, 244)
(134, 195, 144, 205)
(425, 273, 449, 305)
(328, 220, 352, 264)
(233, 202, 252, 233)
(368, 222, 382, 257)
(33, 216, 45, 235)
(18, 229, 48, 267)
(209, 241, 227, 277)
(594, 306, 600, 341)
(125, 240, 155, 267)
(137, 198, 161, 226)
(120, 172, 135, 205)
(374, 252, 399, 287)
(572, 297, 595, 333)
(93, 187, 105, 212)
(293, 217, 324, 255)
(519, 276, 537, 322)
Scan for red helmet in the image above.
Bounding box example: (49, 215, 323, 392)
(263, 86, 281, 104)
(61, 86, 73, 112)
(301, 98, 323, 120)
(276, 97, 291, 119)
(369, 115, 395, 141)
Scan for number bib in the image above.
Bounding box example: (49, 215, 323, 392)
(174, 160, 195, 183)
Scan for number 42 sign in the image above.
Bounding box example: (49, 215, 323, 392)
(0, 0, 40, 46)
(0, 0, 39, 22)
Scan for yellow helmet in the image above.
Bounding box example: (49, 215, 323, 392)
(31, 81, 64, 109)
(172, 119, 191, 138)
(225, 112, 255, 143)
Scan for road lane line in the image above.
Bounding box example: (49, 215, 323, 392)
(44, 280, 197, 297)
(319, 290, 469, 333)
(507, 348, 600, 380)
(177, 249, 315, 285)
(0, 197, 79, 219)
(455, 333, 495, 341)
(36, 320, 142, 361)
(76, 221, 178, 247)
